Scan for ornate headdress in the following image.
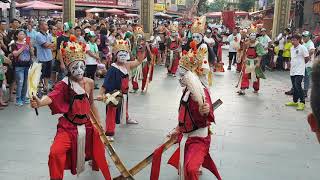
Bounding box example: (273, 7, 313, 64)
(180, 40, 207, 73)
(133, 25, 144, 39)
(191, 16, 206, 35)
(113, 39, 130, 54)
(169, 24, 179, 33)
(60, 35, 86, 66)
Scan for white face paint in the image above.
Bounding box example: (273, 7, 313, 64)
(177, 66, 188, 87)
(117, 50, 130, 63)
(69, 61, 86, 80)
(192, 33, 203, 44)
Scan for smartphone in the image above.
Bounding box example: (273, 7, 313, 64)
(26, 37, 31, 45)
(212, 99, 223, 110)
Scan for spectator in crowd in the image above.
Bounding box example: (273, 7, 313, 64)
(285, 35, 309, 111)
(7, 19, 21, 43)
(85, 31, 100, 89)
(302, 31, 315, 98)
(258, 28, 272, 71)
(49, 25, 58, 87)
(0, 20, 9, 55)
(226, 27, 241, 70)
(74, 26, 86, 43)
(55, 20, 63, 37)
(35, 20, 54, 93)
(0, 48, 10, 109)
(283, 36, 293, 71)
(26, 22, 37, 46)
(12, 29, 34, 106)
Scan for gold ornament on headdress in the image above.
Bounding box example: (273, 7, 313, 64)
(113, 39, 130, 54)
(180, 41, 207, 73)
(60, 35, 86, 66)
(169, 24, 179, 33)
(191, 16, 206, 35)
(133, 26, 144, 37)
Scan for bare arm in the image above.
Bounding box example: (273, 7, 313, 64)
(126, 57, 144, 70)
(30, 95, 53, 109)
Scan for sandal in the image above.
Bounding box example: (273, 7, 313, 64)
(127, 119, 138, 124)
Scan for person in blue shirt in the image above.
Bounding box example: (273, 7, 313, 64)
(35, 20, 54, 93)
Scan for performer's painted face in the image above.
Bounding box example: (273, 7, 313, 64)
(177, 66, 188, 87)
(69, 61, 85, 80)
(117, 50, 130, 63)
(192, 33, 203, 44)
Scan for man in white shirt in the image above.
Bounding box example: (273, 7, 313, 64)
(258, 28, 272, 71)
(275, 28, 291, 70)
(285, 35, 309, 111)
(302, 31, 315, 98)
(227, 28, 241, 70)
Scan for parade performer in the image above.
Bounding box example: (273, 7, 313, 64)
(30, 36, 111, 180)
(98, 39, 144, 141)
(190, 16, 211, 87)
(236, 29, 248, 72)
(149, 46, 221, 180)
(130, 26, 152, 93)
(165, 23, 182, 76)
(237, 33, 266, 95)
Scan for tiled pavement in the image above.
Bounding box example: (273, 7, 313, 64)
(0, 52, 319, 180)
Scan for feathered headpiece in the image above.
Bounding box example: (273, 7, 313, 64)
(180, 40, 208, 74)
(191, 16, 206, 35)
(60, 35, 87, 66)
(113, 39, 130, 54)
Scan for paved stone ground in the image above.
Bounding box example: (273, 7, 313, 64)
(0, 51, 319, 180)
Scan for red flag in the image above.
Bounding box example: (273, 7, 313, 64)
(222, 11, 235, 30)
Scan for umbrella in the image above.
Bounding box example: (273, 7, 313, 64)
(204, 12, 222, 18)
(104, 8, 125, 14)
(154, 12, 172, 18)
(20, 1, 62, 10)
(124, 13, 139, 18)
(86, 7, 105, 13)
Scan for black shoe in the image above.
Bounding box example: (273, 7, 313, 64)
(94, 84, 99, 90)
(285, 90, 293, 95)
(227, 66, 231, 70)
(304, 91, 308, 98)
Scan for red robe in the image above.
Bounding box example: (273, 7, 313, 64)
(150, 88, 221, 180)
(48, 80, 111, 180)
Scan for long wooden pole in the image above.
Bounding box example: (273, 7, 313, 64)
(89, 110, 134, 179)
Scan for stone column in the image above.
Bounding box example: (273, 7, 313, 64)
(63, 0, 75, 24)
(272, 0, 291, 39)
(140, 0, 154, 39)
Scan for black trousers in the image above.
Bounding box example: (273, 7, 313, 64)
(85, 65, 97, 80)
(290, 75, 305, 104)
(229, 52, 237, 65)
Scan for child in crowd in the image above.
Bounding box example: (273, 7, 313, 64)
(283, 36, 293, 71)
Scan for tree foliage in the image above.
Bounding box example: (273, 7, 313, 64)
(206, 0, 227, 12)
(198, 0, 209, 15)
(239, 0, 256, 11)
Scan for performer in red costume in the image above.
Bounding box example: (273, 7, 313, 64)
(237, 33, 266, 95)
(130, 26, 152, 93)
(165, 23, 181, 76)
(30, 36, 111, 180)
(150, 46, 221, 180)
(97, 39, 144, 141)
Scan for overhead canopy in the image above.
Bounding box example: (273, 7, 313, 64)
(104, 8, 125, 14)
(235, 11, 249, 16)
(85, 7, 105, 13)
(18, 1, 62, 10)
(124, 13, 139, 18)
(204, 12, 222, 18)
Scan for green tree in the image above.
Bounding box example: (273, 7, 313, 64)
(198, 0, 208, 15)
(239, 0, 256, 11)
(206, 0, 227, 12)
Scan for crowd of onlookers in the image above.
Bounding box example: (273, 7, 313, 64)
(0, 17, 140, 110)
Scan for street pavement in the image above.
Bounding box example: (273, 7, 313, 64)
(0, 51, 319, 180)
